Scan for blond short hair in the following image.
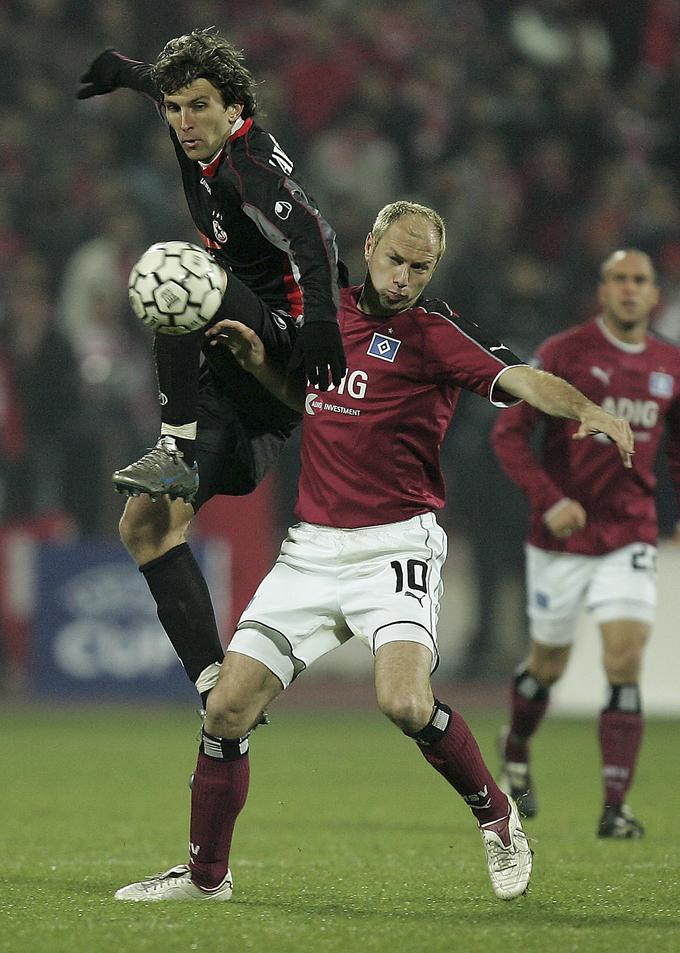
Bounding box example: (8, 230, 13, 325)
(371, 201, 446, 260)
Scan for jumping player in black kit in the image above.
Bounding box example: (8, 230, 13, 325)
(77, 29, 345, 705)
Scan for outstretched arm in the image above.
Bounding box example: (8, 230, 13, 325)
(77, 49, 158, 101)
(499, 364, 634, 467)
(205, 319, 306, 412)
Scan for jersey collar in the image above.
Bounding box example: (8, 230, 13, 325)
(596, 315, 646, 354)
(197, 118, 254, 177)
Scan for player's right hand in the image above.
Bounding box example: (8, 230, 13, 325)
(572, 408, 634, 468)
(543, 498, 587, 540)
(77, 49, 125, 99)
(205, 318, 266, 372)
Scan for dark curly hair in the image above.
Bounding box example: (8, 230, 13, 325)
(152, 27, 258, 117)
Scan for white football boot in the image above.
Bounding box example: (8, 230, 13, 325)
(114, 864, 232, 902)
(479, 797, 533, 900)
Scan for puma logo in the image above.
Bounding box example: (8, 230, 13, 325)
(591, 366, 612, 386)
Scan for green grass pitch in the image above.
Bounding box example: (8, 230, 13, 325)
(2, 703, 679, 953)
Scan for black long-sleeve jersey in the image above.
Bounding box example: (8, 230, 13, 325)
(114, 57, 342, 327)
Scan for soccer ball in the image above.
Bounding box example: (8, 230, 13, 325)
(128, 241, 224, 334)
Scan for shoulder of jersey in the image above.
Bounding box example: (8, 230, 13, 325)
(229, 122, 265, 158)
(340, 285, 359, 304)
(648, 327, 680, 353)
(416, 296, 460, 323)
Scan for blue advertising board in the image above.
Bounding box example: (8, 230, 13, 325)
(31, 540, 228, 700)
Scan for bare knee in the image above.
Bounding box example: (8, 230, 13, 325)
(119, 496, 191, 564)
(205, 691, 257, 740)
(377, 688, 433, 734)
(204, 652, 283, 739)
(527, 642, 570, 687)
(603, 643, 644, 683)
(601, 622, 648, 684)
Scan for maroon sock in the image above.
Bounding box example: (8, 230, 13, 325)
(189, 751, 250, 889)
(505, 670, 550, 762)
(419, 710, 508, 823)
(599, 709, 643, 808)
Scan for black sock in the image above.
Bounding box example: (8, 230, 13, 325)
(140, 543, 224, 685)
(154, 331, 203, 465)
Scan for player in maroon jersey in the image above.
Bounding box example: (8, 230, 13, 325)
(77, 29, 345, 707)
(114, 202, 633, 903)
(492, 249, 680, 838)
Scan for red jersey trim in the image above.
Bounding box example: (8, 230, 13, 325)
(199, 120, 253, 178)
(196, 228, 220, 251)
(229, 117, 253, 142)
(282, 264, 304, 320)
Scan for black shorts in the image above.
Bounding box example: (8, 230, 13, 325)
(211, 266, 298, 354)
(192, 269, 301, 511)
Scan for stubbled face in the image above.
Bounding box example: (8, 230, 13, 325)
(598, 251, 659, 333)
(163, 78, 242, 161)
(362, 215, 441, 316)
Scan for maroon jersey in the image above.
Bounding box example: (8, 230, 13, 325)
(295, 286, 525, 528)
(492, 316, 680, 555)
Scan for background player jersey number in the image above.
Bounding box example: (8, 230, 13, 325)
(631, 546, 656, 572)
(390, 559, 428, 594)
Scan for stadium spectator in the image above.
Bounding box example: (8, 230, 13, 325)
(493, 249, 680, 838)
(1, 280, 81, 523)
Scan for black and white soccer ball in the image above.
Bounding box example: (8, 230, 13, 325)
(128, 241, 224, 334)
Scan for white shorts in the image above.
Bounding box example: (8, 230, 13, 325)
(526, 542, 657, 646)
(227, 513, 447, 688)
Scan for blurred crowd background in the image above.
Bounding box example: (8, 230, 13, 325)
(2, 0, 680, 688)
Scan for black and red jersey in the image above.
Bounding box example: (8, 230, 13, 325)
(114, 58, 342, 327)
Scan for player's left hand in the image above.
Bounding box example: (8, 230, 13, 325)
(77, 49, 126, 99)
(572, 409, 634, 468)
(291, 321, 346, 391)
(205, 318, 265, 372)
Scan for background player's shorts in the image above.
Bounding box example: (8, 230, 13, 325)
(192, 269, 300, 510)
(526, 542, 657, 646)
(227, 512, 447, 688)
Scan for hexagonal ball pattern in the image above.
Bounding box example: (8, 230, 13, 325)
(128, 241, 224, 334)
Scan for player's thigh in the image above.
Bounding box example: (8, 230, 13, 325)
(374, 640, 435, 724)
(587, 543, 657, 627)
(227, 524, 352, 688)
(525, 543, 595, 646)
(214, 268, 296, 357)
(340, 513, 447, 669)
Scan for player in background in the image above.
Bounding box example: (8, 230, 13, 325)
(114, 202, 634, 904)
(492, 249, 680, 838)
(77, 29, 345, 706)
